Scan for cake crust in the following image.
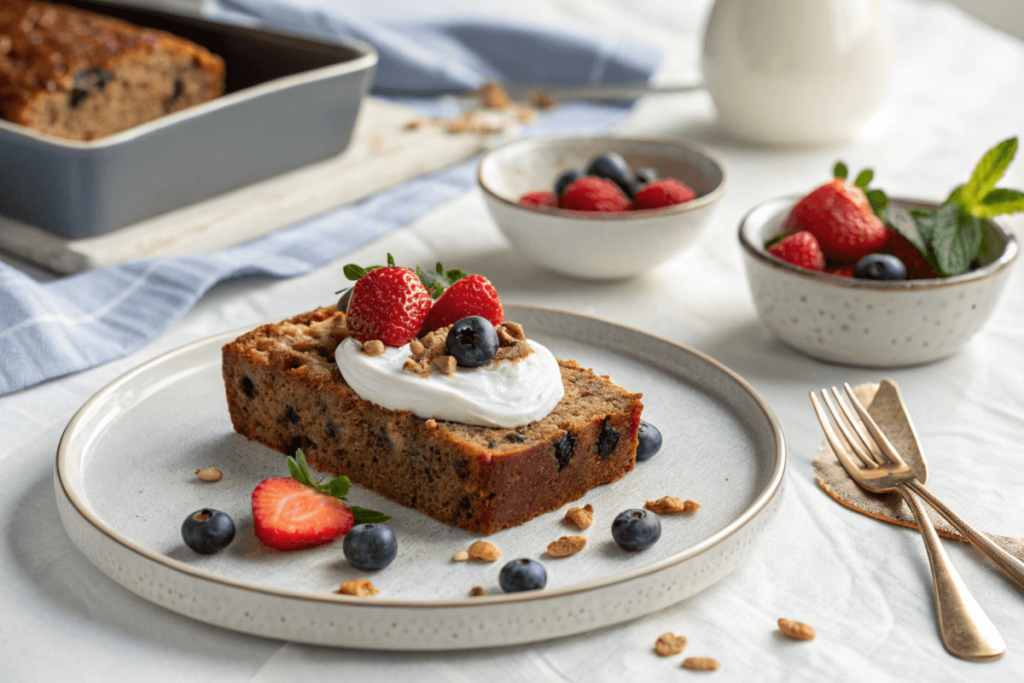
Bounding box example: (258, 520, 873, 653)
(222, 307, 644, 535)
(0, 0, 224, 140)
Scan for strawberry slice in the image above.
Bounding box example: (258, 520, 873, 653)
(341, 254, 432, 347)
(251, 449, 388, 551)
(784, 177, 888, 261)
(253, 478, 354, 550)
(766, 231, 826, 271)
(420, 272, 504, 335)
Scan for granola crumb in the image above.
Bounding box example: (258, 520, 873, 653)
(499, 321, 526, 341)
(565, 504, 594, 530)
(195, 467, 222, 482)
(468, 540, 501, 562)
(654, 632, 687, 656)
(778, 618, 816, 641)
(681, 657, 719, 671)
(528, 89, 557, 110)
(452, 550, 470, 562)
(361, 339, 385, 357)
(480, 80, 512, 110)
(403, 358, 430, 377)
(470, 586, 485, 597)
(410, 338, 425, 355)
(433, 354, 457, 376)
(515, 106, 536, 123)
(546, 535, 586, 557)
(645, 497, 701, 515)
(405, 118, 425, 131)
(425, 418, 438, 431)
(335, 579, 379, 597)
(446, 111, 505, 135)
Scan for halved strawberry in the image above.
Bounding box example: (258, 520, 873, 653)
(879, 229, 939, 280)
(766, 231, 825, 271)
(251, 449, 388, 551)
(420, 273, 504, 335)
(252, 478, 354, 550)
(784, 177, 888, 261)
(342, 254, 432, 347)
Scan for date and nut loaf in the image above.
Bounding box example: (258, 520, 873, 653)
(222, 307, 644, 535)
(0, 0, 224, 140)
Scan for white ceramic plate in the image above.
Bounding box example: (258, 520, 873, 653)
(56, 305, 785, 650)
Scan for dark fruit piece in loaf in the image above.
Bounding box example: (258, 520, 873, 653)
(222, 307, 644, 535)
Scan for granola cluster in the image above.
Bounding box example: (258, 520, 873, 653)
(402, 321, 533, 378)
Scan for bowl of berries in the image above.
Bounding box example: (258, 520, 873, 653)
(477, 136, 728, 280)
(739, 139, 1020, 367)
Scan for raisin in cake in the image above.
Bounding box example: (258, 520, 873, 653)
(0, 0, 224, 140)
(222, 307, 644, 535)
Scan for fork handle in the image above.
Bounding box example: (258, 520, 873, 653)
(908, 481, 1024, 592)
(897, 486, 1005, 661)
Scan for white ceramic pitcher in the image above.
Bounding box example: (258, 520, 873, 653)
(702, 0, 892, 145)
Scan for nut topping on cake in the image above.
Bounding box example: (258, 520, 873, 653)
(644, 497, 701, 514)
(565, 504, 594, 529)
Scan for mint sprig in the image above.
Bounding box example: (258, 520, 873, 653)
(886, 137, 1023, 277)
(415, 261, 468, 300)
(288, 449, 390, 524)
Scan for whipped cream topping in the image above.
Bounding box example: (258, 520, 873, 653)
(335, 336, 564, 428)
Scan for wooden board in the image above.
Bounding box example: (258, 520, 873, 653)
(0, 98, 504, 274)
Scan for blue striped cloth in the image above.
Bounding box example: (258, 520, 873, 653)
(0, 2, 660, 396)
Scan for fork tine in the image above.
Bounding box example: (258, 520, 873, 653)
(809, 392, 870, 479)
(820, 390, 877, 469)
(843, 382, 909, 468)
(829, 386, 885, 465)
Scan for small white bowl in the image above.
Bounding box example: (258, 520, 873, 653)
(739, 196, 1019, 367)
(478, 136, 728, 280)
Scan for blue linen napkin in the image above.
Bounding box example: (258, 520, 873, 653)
(0, 3, 661, 397)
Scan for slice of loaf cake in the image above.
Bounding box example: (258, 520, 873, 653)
(0, 0, 224, 140)
(222, 307, 643, 535)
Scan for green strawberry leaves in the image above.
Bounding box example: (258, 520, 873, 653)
(833, 162, 848, 180)
(415, 262, 468, 300)
(835, 160, 888, 217)
(288, 449, 390, 524)
(884, 137, 1022, 277)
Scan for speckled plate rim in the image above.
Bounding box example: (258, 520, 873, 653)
(738, 195, 1019, 289)
(55, 305, 785, 645)
(477, 136, 730, 221)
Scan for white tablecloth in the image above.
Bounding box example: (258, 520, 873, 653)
(3, 1, 1024, 680)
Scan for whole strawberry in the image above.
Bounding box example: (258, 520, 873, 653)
(342, 254, 432, 347)
(879, 229, 938, 280)
(633, 178, 696, 210)
(561, 176, 632, 212)
(767, 231, 825, 271)
(519, 191, 558, 208)
(252, 450, 388, 551)
(784, 176, 888, 261)
(416, 262, 504, 335)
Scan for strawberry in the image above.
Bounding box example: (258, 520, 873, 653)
(252, 450, 388, 551)
(879, 229, 938, 280)
(342, 254, 432, 347)
(519, 191, 559, 208)
(784, 177, 888, 261)
(560, 176, 632, 212)
(824, 262, 855, 278)
(420, 272, 504, 335)
(632, 178, 695, 210)
(766, 231, 826, 271)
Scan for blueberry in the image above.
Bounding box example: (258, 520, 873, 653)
(499, 558, 547, 593)
(343, 523, 398, 570)
(585, 152, 636, 197)
(853, 254, 908, 281)
(611, 508, 661, 551)
(181, 508, 235, 554)
(446, 316, 499, 367)
(635, 421, 662, 462)
(555, 170, 582, 196)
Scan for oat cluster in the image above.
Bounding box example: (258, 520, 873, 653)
(654, 632, 687, 657)
(335, 579, 379, 597)
(564, 504, 594, 529)
(194, 467, 222, 482)
(644, 496, 701, 515)
(404, 81, 557, 135)
(546, 535, 586, 558)
(777, 618, 816, 641)
(359, 339, 385, 357)
(402, 321, 532, 378)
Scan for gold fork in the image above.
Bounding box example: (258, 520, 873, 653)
(811, 386, 1005, 661)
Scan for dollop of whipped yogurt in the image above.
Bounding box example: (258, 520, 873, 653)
(335, 336, 564, 428)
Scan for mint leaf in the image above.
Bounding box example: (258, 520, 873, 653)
(931, 203, 983, 276)
(343, 264, 368, 281)
(350, 506, 391, 524)
(947, 184, 964, 204)
(974, 188, 1024, 218)
(959, 137, 1017, 210)
(854, 169, 873, 189)
(834, 162, 848, 180)
(884, 207, 928, 253)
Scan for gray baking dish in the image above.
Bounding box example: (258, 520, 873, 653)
(0, 0, 377, 239)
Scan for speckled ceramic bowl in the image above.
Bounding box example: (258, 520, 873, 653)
(478, 136, 728, 280)
(739, 196, 1018, 367)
